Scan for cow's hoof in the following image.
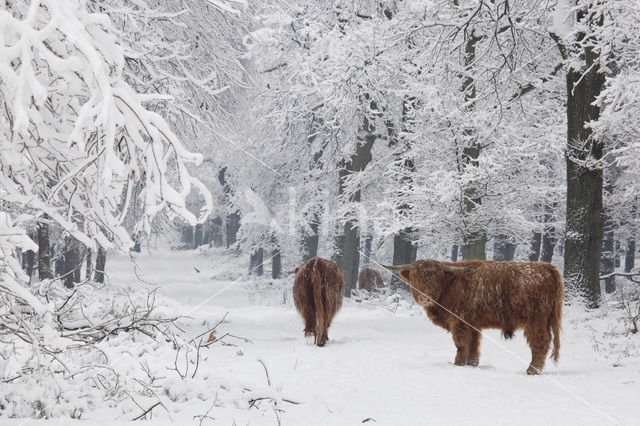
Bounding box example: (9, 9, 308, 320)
(467, 358, 479, 367)
(304, 330, 313, 338)
(453, 360, 466, 366)
(526, 366, 542, 375)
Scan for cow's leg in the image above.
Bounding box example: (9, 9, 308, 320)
(452, 322, 471, 366)
(524, 324, 551, 375)
(302, 307, 315, 338)
(316, 317, 328, 347)
(318, 310, 334, 346)
(467, 329, 482, 366)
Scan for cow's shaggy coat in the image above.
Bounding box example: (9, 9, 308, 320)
(358, 268, 384, 291)
(291, 257, 345, 347)
(384, 259, 564, 374)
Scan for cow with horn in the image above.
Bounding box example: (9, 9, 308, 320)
(383, 259, 563, 375)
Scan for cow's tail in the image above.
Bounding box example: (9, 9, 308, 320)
(312, 264, 325, 346)
(549, 268, 564, 364)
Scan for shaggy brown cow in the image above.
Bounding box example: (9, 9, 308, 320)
(290, 257, 345, 347)
(358, 268, 384, 291)
(383, 259, 563, 374)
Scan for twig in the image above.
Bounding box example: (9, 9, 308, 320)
(258, 359, 271, 386)
(131, 402, 161, 421)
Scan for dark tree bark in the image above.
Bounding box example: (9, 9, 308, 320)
(301, 215, 320, 262)
(614, 240, 621, 268)
(451, 245, 459, 262)
(182, 226, 194, 247)
(554, 8, 606, 307)
(63, 237, 82, 288)
(37, 220, 52, 280)
(85, 248, 93, 281)
(218, 168, 241, 250)
(194, 223, 203, 248)
(24, 249, 35, 282)
(363, 232, 373, 266)
(212, 217, 224, 247)
(53, 244, 65, 277)
(391, 229, 417, 289)
(202, 222, 211, 246)
(493, 235, 516, 261)
(528, 232, 542, 261)
(95, 246, 106, 283)
(226, 213, 240, 248)
(625, 238, 636, 273)
(540, 232, 556, 263)
(601, 224, 615, 293)
(460, 31, 487, 260)
(249, 248, 264, 276)
(539, 204, 557, 263)
(389, 97, 418, 288)
(334, 118, 375, 296)
(272, 248, 282, 279)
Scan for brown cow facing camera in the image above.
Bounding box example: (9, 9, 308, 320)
(358, 268, 384, 291)
(290, 257, 345, 347)
(383, 259, 564, 375)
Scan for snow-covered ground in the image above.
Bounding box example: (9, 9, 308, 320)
(6, 248, 638, 425)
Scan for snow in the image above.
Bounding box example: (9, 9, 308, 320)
(549, 0, 573, 39)
(5, 248, 630, 425)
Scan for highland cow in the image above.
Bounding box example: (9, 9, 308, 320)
(358, 268, 384, 291)
(290, 257, 345, 347)
(383, 259, 563, 374)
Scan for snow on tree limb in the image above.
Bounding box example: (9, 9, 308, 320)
(0, 0, 212, 254)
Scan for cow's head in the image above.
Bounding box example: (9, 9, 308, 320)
(382, 260, 475, 303)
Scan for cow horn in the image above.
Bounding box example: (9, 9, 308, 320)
(288, 269, 297, 275)
(442, 265, 475, 274)
(381, 264, 412, 272)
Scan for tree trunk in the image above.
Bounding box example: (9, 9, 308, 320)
(460, 31, 486, 261)
(528, 232, 542, 261)
(463, 234, 487, 260)
(493, 235, 516, 261)
(212, 217, 223, 247)
(182, 226, 194, 247)
(85, 248, 93, 281)
(37, 220, 52, 280)
(389, 97, 417, 287)
(249, 248, 264, 276)
(272, 248, 281, 279)
(625, 239, 636, 273)
(451, 245, 459, 262)
(540, 207, 557, 263)
(601, 225, 615, 293)
(557, 8, 606, 307)
(24, 249, 35, 282)
(226, 212, 240, 249)
(301, 214, 320, 262)
(194, 223, 203, 248)
(614, 240, 621, 268)
(391, 228, 417, 289)
(334, 119, 375, 296)
(95, 246, 106, 284)
(363, 226, 373, 267)
(53, 245, 65, 277)
(63, 237, 82, 288)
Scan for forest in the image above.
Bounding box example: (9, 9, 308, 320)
(0, 0, 639, 424)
